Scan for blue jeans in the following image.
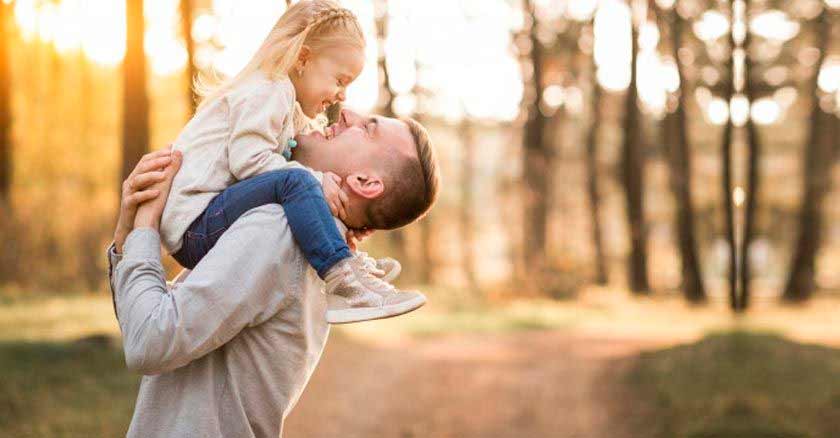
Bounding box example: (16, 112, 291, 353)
(172, 168, 352, 278)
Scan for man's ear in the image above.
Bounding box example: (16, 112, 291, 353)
(345, 172, 384, 200)
(296, 46, 311, 68)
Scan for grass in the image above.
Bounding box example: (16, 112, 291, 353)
(0, 341, 139, 438)
(0, 294, 133, 437)
(625, 332, 840, 438)
(339, 297, 593, 340)
(0, 293, 119, 342)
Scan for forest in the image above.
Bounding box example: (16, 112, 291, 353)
(1, 0, 839, 436)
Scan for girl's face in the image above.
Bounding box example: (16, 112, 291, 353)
(292, 45, 365, 118)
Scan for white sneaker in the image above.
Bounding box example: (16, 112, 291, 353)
(323, 257, 426, 324)
(357, 251, 402, 283)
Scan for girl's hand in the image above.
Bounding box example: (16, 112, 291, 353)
(114, 146, 177, 252)
(322, 172, 349, 222)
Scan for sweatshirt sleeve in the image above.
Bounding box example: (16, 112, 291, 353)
(113, 208, 296, 375)
(224, 79, 304, 180)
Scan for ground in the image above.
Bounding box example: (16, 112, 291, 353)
(5, 288, 840, 437)
(286, 330, 667, 438)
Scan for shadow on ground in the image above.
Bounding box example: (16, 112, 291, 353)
(615, 332, 840, 438)
(0, 338, 139, 438)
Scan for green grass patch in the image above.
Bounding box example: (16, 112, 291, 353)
(0, 293, 119, 342)
(625, 332, 840, 438)
(0, 340, 139, 438)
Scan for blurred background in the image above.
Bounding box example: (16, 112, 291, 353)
(1, 0, 839, 436)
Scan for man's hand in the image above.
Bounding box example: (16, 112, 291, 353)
(345, 228, 374, 252)
(322, 172, 349, 222)
(113, 146, 182, 252)
(134, 150, 183, 230)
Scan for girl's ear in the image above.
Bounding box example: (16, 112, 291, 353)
(345, 172, 384, 200)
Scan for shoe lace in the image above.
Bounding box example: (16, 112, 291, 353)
(353, 258, 396, 293)
(356, 251, 384, 276)
(363, 273, 397, 293)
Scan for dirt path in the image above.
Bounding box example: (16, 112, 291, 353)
(285, 330, 672, 438)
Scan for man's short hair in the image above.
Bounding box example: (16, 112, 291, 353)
(365, 117, 440, 230)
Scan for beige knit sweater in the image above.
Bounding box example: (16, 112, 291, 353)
(160, 72, 306, 253)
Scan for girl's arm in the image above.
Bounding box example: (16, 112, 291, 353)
(225, 80, 304, 180)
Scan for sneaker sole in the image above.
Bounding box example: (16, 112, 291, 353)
(326, 294, 426, 324)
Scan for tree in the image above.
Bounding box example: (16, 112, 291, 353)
(520, 0, 551, 285)
(663, 4, 706, 302)
(586, 82, 608, 286)
(738, 0, 762, 311)
(620, 1, 650, 293)
(181, 0, 198, 114)
(460, 116, 478, 290)
(782, 9, 831, 302)
(721, 1, 738, 311)
(585, 30, 607, 286)
(121, 0, 150, 185)
(0, 0, 12, 208)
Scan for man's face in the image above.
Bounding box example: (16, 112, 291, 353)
(293, 109, 416, 178)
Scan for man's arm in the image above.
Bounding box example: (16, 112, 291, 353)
(114, 205, 297, 375)
(107, 147, 180, 320)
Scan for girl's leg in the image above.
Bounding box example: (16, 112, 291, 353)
(179, 168, 351, 276)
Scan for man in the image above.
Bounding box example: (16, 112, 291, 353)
(108, 109, 439, 437)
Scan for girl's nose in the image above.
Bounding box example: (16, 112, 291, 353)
(336, 90, 346, 102)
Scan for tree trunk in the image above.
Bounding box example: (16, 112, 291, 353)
(667, 8, 705, 302)
(521, 0, 551, 285)
(460, 118, 478, 290)
(181, 0, 198, 115)
(417, 216, 433, 284)
(0, 1, 12, 207)
(585, 78, 608, 285)
(621, 7, 650, 293)
(121, 0, 149, 185)
(722, 2, 738, 311)
(738, 0, 762, 311)
(782, 10, 830, 302)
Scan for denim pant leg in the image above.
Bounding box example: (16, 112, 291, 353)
(173, 194, 229, 269)
(177, 168, 351, 276)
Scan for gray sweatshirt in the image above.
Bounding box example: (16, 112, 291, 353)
(108, 205, 331, 438)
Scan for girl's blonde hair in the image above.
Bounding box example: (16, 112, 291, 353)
(195, 0, 365, 114)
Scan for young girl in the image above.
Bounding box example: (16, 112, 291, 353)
(160, 0, 425, 324)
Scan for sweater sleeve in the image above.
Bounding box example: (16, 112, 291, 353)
(224, 79, 304, 180)
(113, 207, 297, 375)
